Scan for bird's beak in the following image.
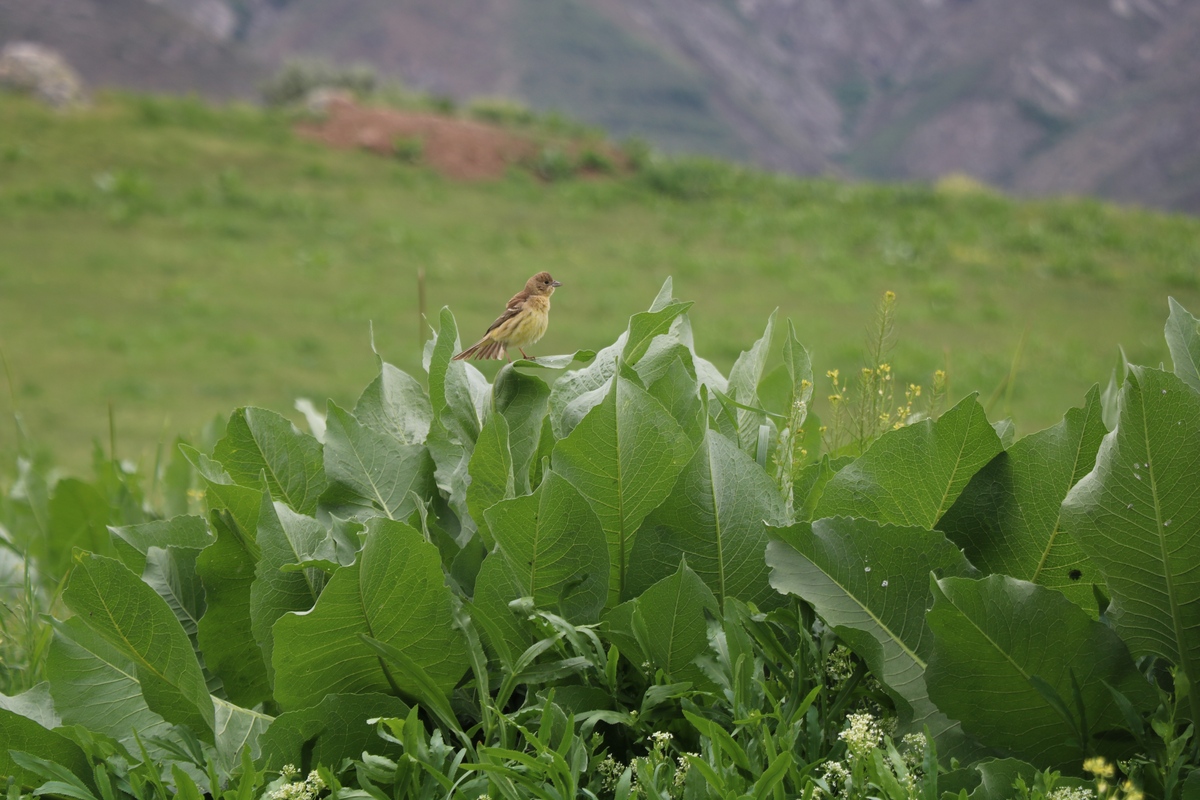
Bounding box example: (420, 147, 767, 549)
(551, 280, 563, 287)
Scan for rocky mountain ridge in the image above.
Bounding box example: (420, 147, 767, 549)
(3, 0, 1198, 211)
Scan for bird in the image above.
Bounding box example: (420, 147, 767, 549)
(453, 271, 562, 361)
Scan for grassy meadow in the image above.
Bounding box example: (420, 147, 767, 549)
(1, 91, 1198, 471)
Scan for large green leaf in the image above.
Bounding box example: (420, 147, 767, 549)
(196, 509, 271, 708)
(272, 518, 467, 709)
(181, 444, 262, 537)
(938, 387, 1107, 609)
(492, 364, 552, 492)
(726, 310, 776, 452)
(320, 401, 436, 522)
(45, 478, 112, 578)
(259, 692, 407, 771)
(766, 518, 974, 745)
(627, 429, 786, 609)
(632, 559, 718, 684)
(46, 617, 172, 746)
(213, 407, 327, 515)
(1061, 366, 1200, 715)
(485, 470, 609, 623)
(108, 515, 213, 575)
(926, 575, 1155, 769)
(469, 555, 534, 671)
(467, 409, 514, 548)
(637, 344, 704, 442)
(815, 394, 1003, 528)
(355, 361, 434, 445)
(62, 552, 215, 733)
(552, 374, 693, 605)
(1166, 297, 1200, 393)
(622, 300, 694, 365)
(428, 306, 486, 445)
(0, 687, 92, 792)
(250, 494, 332, 687)
(549, 278, 698, 439)
(213, 698, 273, 775)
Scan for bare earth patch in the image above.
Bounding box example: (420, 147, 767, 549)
(296, 97, 539, 180)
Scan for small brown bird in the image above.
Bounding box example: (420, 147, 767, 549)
(453, 272, 562, 361)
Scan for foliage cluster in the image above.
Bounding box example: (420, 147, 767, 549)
(2, 283, 1199, 799)
(3, 92, 1200, 470)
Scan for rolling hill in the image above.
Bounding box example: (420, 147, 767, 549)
(6, 0, 1200, 211)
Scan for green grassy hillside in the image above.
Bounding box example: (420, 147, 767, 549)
(1, 92, 1198, 470)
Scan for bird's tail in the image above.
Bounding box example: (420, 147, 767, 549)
(453, 337, 506, 361)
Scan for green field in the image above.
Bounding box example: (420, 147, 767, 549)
(1, 92, 1198, 470)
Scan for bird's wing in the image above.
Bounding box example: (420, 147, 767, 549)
(486, 290, 529, 334)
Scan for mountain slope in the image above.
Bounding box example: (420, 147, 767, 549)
(7, 0, 1200, 211)
(0, 0, 266, 99)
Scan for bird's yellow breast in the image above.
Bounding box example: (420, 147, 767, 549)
(499, 296, 551, 347)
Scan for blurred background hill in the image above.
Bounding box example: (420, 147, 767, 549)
(3, 0, 1200, 212)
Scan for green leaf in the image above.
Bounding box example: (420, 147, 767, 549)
(196, 509, 271, 708)
(767, 518, 974, 746)
(272, 519, 467, 709)
(142, 545, 206, 644)
(428, 306, 486, 444)
(212, 697, 272, 776)
(637, 345, 703, 441)
(213, 407, 327, 514)
(552, 375, 693, 605)
(425, 416, 473, 535)
(469, 555, 534, 671)
(358, 635, 461, 735)
(493, 365, 552, 493)
(938, 387, 1107, 609)
(180, 444, 262, 537)
(793, 455, 849, 522)
(467, 410, 515, 548)
(46, 617, 172, 747)
(926, 575, 1155, 769)
(550, 280, 703, 438)
(1166, 297, 1200, 393)
(485, 470, 609, 623)
(782, 320, 814, 414)
(549, 336, 626, 439)
(250, 494, 332, 687)
(355, 361, 433, 445)
(633, 560, 718, 683)
(622, 301, 694, 365)
(46, 479, 113, 578)
(0, 704, 92, 798)
(62, 552, 215, 733)
(815, 394, 1003, 528)
(1061, 366, 1200, 712)
(511, 350, 597, 370)
(320, 401, 436, 522)
(108, 515, 213, 575)
(259, 693, 408, 771)
(727, 310, 776, 452)
(627, 429, 786, 609)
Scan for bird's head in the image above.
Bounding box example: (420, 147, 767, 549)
(527, 271, 562, 296)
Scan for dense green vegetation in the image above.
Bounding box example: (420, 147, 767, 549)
(2, 282, 1198, 798)
(1, 92, 1198, 472)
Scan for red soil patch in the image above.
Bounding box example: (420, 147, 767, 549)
(296, 97, 539, 180)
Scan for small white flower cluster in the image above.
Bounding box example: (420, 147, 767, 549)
(824, 645, 856, 689)
(838, 712, 882, 759)
(1047, 788, 1095, 800)
(672, 754, 694, 792)
(596, 755, 625, 793)
(650, 730, 673, 751)
(267, 765, 326, 800)
(817, 759, 851, 796)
